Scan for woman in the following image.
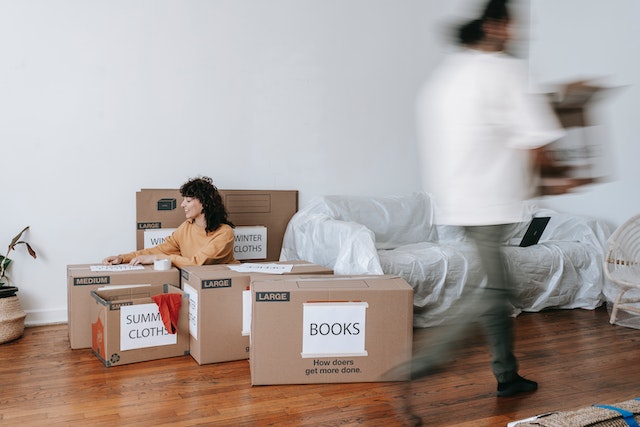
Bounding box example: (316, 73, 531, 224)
(103, 176, 239, 268)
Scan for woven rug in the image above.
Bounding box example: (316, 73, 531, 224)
(509, 398, 640, 427)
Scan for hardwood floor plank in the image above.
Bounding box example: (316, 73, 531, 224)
(2, 306, 640, 426)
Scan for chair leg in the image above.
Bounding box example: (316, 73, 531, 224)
(610, 288, 629, 325)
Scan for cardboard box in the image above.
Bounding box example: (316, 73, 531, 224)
(540, 81, 619, 195)
(67, 264, 180, 349)
(180, 261, 333, 365)
(249, 275, 414, 385)
(142, 226, 268, 261)
(90, 284, 189, 367)
(136, 189, 298, 261)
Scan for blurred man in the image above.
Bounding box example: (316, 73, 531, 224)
(406, 0, 564, 421)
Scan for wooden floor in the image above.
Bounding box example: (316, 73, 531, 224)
(2, 306, 640, 426)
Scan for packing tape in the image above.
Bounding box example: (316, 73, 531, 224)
(154, 258, 171, 271)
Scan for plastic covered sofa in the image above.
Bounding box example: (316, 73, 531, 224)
(279, 192, 612, 327)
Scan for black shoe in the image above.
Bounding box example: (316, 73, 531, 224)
(497, 374, 538, 397)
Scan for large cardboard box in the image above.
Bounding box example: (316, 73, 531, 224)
(90, 284, 189, 367)
(180, 261, 333, 365)
(136, 189, 298, 261)
(249, 275, 413, 385)
(67, 264, 180, 349)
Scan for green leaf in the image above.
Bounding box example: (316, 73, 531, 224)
(0, 255, 11, 271)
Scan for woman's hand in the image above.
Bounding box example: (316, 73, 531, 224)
(129, 255, 157, 265)
(103, 255, 123, 265)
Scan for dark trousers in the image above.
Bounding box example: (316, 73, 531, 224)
(408, 224, 518, 383)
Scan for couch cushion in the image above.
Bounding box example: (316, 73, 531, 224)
(323, 192, 435, 249)
(378, 241, 486, 327)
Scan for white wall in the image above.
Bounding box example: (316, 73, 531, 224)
(529, 0, 640, 228)
(1, 1, 638, 325)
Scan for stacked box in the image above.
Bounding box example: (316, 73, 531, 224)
(249, 275, 414, 385)
(181, 261, 333, 365)
(91, 284, 189, 367)
(67, 264, 180, 349)
(136, 189, 298, 261)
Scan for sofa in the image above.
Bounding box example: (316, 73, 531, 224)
(279, 192, 612, 327)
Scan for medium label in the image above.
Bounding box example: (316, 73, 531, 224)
(74, 276, 110, 286)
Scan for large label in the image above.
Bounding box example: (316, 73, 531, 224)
(301, 302, 368, 358)
(202, 278, 232, 289)
(255, 291, 290, 302)
(137, 222, 162, 230)
(120, 303, 177, 350)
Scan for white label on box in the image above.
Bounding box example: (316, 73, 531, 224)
(301, 302, 368, 358)
(183, 284, 198, 339)
(144, 228, 177, 248)
(234, 226, 267, 260)
(91, 265, 145, 272)
(242, 289, 251, 336)
(228, 263, 293, 274)
(98, 284, 150, 291)
(120, 303, 177, 350)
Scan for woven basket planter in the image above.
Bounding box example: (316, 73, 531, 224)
(0, 296, 26, 344)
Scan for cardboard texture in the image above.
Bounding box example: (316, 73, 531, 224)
(249, 275, 414, 385)
(181, 261, 333, 365)
(67, 264, 180, 349)
(136, 189, 298, 261)
(90, 284, 189, 367)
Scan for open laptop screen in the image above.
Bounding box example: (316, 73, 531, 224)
(519, 216, 551, 247)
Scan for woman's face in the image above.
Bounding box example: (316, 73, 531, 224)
(181, 197, 204, 221)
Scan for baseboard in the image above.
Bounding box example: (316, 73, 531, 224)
(25, 308, 67, 327)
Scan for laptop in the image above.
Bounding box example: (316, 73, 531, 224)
(519, 216, 551, 247)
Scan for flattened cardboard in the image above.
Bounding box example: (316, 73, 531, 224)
(136, 189, 298, 261)
(181, 261, 333, 365)
(67, 264, 180, 349)
(249, 275, 413, 385)
(91, 284, 189, 367)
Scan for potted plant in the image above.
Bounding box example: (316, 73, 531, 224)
(0, 226, 37, 343)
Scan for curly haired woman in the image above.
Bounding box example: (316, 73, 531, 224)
(103, 176, 238, 268)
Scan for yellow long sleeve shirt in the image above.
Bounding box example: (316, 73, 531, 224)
(120, 220, 238, 268)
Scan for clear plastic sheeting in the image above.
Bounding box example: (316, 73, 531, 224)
(280, 193, 612, 327)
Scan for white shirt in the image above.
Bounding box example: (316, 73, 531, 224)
(416, 50, 565, 226)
